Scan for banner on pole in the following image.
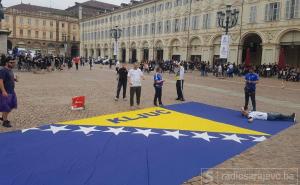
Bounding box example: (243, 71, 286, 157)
(220, 35, 230, 59)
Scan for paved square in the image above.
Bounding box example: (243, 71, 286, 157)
(0, 65, 299, 184)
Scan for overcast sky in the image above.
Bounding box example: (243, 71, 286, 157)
(3, 0, 131, 9)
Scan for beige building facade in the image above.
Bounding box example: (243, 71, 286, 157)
(81, 0, 300, 66)
(2, 4, 80, 57)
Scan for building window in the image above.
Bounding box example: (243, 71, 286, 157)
(182, 17, 188, 31)
(144, 24, 149, 36)
(27, 30, 31, 38)
(286, 0, 300, 19)
(5, 15, 9, 22)
(62, 23, 65, 28)
(35, 31, 39, 38)
(165, 20, 171, 33)
(150, 6, 155, 13)
(191, 15, 199, 30)
(174, 0, 182, 7)
(137, 25, 142, 36)
(27, 18, 31, 25)
(73, 36, 76, 41)
(151, 23, 155, 35)
(173, 19, 181, 32)
(50, 32, 53, 40)
(144, 8, 149, 14)
(43, 20, 46, 26)
(157, 21, 163, 34)
(183, 0, 190, 5)
(20, 29, 23, 37)
(249, 6, 257, 23)
(265, 2, 280, 21)
(50, 21, 53, 27)
(203, 13, 211, 29)
(132, 11, 136, 17)
(165, 2, 172, 9)
(43, 32, 46, 39)
(19, 17, 23, 24)
(131, 26, 136, 37)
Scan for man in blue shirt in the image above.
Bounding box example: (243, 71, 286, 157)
(153, 67, 164, 106)
(244, 67, 259, 111)
(0, 56, 18, 128)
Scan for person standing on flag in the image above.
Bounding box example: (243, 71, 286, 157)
(0, 57, 18, 128)
(128, 63, 145, 109)
(244, 66, 259, 111)
(175, 62, 185, 101)
(153, 67, 164, 106)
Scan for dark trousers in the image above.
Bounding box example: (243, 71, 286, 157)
(244, 89, 256, 111)
(130, 86, 141, 106)
(154, 87, 162, 105)
(75, 63, 79, 70)
(176, 80, 184, 99)
(116, 80, 127, 99)
(267, 113, 294, 122)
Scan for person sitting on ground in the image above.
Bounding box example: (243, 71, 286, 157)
(241, 108, 296, 123)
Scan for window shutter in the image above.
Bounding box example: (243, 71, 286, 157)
(265, 4, 269, 21)
(286, 0, 291, 19)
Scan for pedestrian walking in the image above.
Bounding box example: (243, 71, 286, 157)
(115, 63, 128, 101)
(244, 66, 259, 111)
(128, 63, 145, 109)
(153, 67, 164, 106)
(0, 57, 18, 128)
(176, 62, 185, 101)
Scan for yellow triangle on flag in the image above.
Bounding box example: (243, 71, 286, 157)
(59, 107, 269, 136)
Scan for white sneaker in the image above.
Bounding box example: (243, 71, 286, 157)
(114, 97, 119, 101)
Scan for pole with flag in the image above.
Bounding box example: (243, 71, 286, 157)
(278, 48, 286, 89)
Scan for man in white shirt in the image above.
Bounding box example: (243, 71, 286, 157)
(128, 63, 145, 108)
(241, 108, 296, 123)
(176, 62, 185, 101)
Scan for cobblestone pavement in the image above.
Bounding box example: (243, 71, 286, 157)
(1, 65, 299, 184)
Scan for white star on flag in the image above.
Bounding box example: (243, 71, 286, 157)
(73, 126, 101, 135)
(220, 134, 248, 143)
(103, 127, 129, 136)
(191, 132, 218, 142)
(162, 130, 188, 139)
(249, 136, 267, 142)
(132, 128, 158, 137)
(21, 127, 40, 133)
(43, 125, 70, 134)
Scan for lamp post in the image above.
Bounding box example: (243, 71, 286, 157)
(110, 26, 122, 63)
(217, 5, 239, 63)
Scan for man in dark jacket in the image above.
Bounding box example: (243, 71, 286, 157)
(115, 63, 128, 101)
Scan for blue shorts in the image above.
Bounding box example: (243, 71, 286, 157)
(0, 92, 17, 112)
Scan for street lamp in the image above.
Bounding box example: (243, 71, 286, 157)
(217, 5, 239, 63)
(110, 26, 122, 62)
(217, 5, 239, 35)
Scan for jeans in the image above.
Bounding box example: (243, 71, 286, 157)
(176, 80, 184, 100)
(130, 86, 141, 106)
(116, 80, 127, 99)
(244, 88, 256, 111)
(154, 87, 162, 105)
(267, 113, 294, 122)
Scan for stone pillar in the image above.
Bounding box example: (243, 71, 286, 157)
(126, 47, 130, 63)
(0, 30, 11, 54)
(136, 47, 142, 63)
(261, 44, 277, 64)
(149, 48, 154, 61)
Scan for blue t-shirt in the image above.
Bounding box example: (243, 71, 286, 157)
(154, 73, 163, 88)
(0, 68, 15, 94)
(245, 72, 259, 92)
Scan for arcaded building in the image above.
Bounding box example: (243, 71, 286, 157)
(80, 0, 300, 66)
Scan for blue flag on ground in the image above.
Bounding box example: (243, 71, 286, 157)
(0, 102, 294, 185)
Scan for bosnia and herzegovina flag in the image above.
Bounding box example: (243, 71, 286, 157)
(0, 102, 294, 185)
